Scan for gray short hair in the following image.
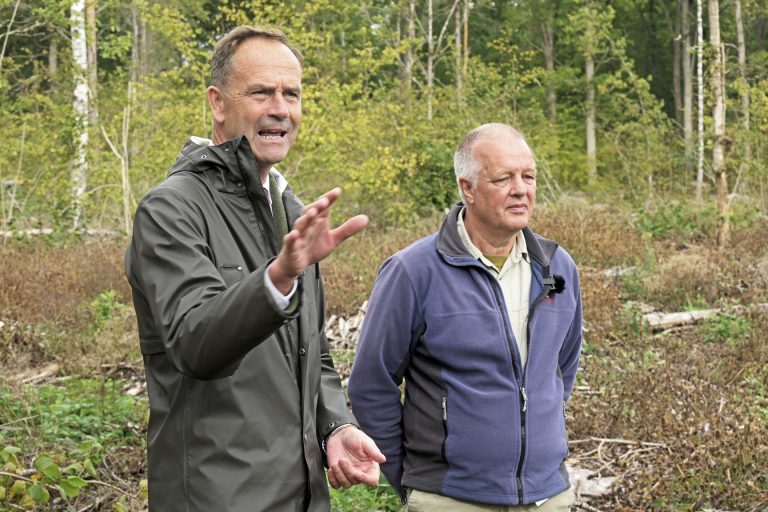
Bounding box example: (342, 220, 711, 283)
(453, 123, 527, 202)
(210, 25, 303, 89)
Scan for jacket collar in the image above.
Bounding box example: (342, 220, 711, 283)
(169, 136, 263, 194)
(436, 203, 559, 269)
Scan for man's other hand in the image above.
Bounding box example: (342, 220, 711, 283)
(326, 426, 386, 488)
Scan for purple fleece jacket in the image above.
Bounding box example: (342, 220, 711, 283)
(348, 205, 582, 505)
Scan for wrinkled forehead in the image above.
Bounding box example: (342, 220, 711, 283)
(473, 135, 536, 171)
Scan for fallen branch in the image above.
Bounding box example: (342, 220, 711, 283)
(570, 437, 668, 448)
(575, 502, 605, 512)
(643, 303, 768, 332)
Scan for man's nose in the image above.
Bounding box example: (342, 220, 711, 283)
(508, 175, 526, 196)
(267, 94, 290, 119)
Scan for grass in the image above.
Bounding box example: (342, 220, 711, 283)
(0, 196, 767, 510)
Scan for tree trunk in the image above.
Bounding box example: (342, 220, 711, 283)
(682, 0, 694, 180)
(695, 0, 704, 203)
(708, 0, 729, 246)
(0, 0, 22, 77)
(86, 0, 98, 126)
(586, 55, 597, 183)
(71, 0, 89, 229)
(454, 5, 462, 105)
(402, 0, 415, 96)
(463, 0, 469, 78)
(673, 2, 682, 127)
(48, 34, 58, 82)
(757, 13, 766, 81)
(541, 20, 557, 123)
(734, 0, 750, 195)
(426, 0, 434, 121)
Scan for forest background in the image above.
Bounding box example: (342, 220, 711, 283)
(1, 0, 767, 510)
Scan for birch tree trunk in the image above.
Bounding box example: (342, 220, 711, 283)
(734, 0, 750, 195)
(541, 19, 557, 123)
(402, 0, 415, 96)
(48, 34, 58, 81)
(462, 0, 469, 78)
(426, 0, 434, 121)
(673, 2, 682, 126)
(682, 0, 694, 179)
(86, 0, 98, 126)
(695, 0, 704, 203)
(0, 0, 22, 77)
(586, 54, 597, 183)
(454, 5, 462, 105)
(708, 0, 729, 246)
(71, 0, 89, 229)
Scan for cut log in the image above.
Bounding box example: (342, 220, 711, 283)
(643, 304, 768, 331)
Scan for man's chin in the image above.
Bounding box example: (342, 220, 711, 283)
(250, 147, 291, 166)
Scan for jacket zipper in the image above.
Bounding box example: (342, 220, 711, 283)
(441, 396, 448, 460)
(487, 277, 527, 502)
(234, 148, 274, 259)
(488, 264, 552, 504)
(515, 277, 553, 504)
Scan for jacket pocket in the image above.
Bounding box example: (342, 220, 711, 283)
(219, 264, 244, 287)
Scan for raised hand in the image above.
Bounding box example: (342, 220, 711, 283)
(268, 188, 368, 294)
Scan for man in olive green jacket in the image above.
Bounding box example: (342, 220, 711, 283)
(125, 26, 384, 512)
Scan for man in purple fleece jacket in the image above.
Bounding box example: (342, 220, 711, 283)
(348, 123, 582, 511)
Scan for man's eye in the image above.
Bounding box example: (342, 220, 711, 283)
(493, 177, 511, 187)
(524, 175, 536, 182)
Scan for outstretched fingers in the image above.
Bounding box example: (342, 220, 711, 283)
(330, 214, 369, 245)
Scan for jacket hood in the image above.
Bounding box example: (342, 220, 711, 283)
(169, 135, 290, 196)
(437, 203, 559, 268)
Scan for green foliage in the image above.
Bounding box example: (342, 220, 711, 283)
(0, 379, 146, 450)
(634, 201, 717, 241)
(90, 289, 127, 328)
(330, 479, 400, 511)
(0, 378, 145, 509)
(699, 311, 752, 345)
(0, 447, 90, 508)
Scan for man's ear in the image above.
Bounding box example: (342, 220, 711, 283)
(459, 177, 475, 204)
(207, 86, 225, 123)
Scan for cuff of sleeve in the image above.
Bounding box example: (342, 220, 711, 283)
(321, 423, 359, 454)
(264, 267, 298, 310)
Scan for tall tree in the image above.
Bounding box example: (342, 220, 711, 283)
(423, 0, 460, 120)
(682, 0, 694, 178)
(71, 0, 89, 229)
(696, 0, 705, 202)
(86, 0, 97, 126)
(673, 0, 683, 126)
(708, 0, 729, 245)
(734, 0, 751, 195)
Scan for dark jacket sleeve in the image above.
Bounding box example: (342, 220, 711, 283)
(314, 269, 358, 442)
(126, 189, 298, 380)
(557, 251, 583, 403)
(348, 257, 421, 496)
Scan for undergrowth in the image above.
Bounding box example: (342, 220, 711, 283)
(0, 196, 766, 510)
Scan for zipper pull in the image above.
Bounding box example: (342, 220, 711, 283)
(442, 397, 448, 421)
(521, 387, 528, 412)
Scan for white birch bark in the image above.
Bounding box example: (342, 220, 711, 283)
(586, 55, 597, 183)
(682, 0, 694, 178)
(71, 0, 89, 229)
(734, 0, 750, 196)
(695, 0, 704, 203)
(708, 0, 729, 246)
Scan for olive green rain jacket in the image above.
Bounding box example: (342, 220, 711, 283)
(125, 136, 355, 512)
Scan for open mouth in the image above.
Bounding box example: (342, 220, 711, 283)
(258, 129, 287, 140)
